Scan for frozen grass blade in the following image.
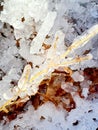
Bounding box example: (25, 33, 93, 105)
(0, 25, 98, 113)
(61, 24, 98, 59)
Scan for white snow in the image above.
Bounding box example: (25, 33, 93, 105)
(1, 98, 98, 130)
(0, 0, 98, 130)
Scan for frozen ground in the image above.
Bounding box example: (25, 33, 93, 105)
(0, 0, 98, 130)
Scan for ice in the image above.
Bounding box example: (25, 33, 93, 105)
(0, 0, 98, 130)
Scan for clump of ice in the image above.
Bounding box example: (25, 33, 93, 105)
(61, 82, 74, 93)
(30, 11, 57, 54)
(80, 80, 92, 88)
(71, 71, 84, 82)
(82, 88, 89, 98)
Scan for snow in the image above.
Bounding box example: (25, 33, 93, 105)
(1, 99, 98, 130)
(0, 0, 98, 130)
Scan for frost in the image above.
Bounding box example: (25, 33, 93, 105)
(0, 0, 98, 130)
